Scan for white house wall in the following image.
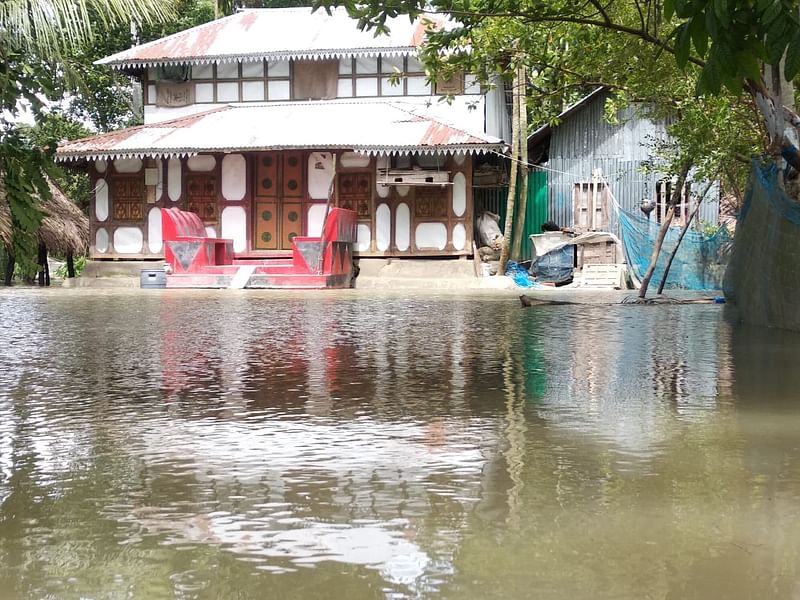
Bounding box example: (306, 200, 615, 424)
(87, 151, 475, 260)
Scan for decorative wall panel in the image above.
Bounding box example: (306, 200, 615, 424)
(396, 203, 410, 251)
(338, 173, 372, 217)
(414, 187, 448, 218)
(95, 228, 109, 253)
(111, 176, 145, 221)
(186, 173, 218, 222)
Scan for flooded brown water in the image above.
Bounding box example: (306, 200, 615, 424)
(1, 288, 800, 599)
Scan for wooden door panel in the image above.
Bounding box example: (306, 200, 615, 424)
(254, 201, 278, 249)
(255, 152, 279, 198)
(281, 203, 302, 249)
(282, 152, 303, 198)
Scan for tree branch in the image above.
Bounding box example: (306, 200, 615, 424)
(424, 8, 707, 68)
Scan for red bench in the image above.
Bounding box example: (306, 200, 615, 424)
(161, 207, 234, 273)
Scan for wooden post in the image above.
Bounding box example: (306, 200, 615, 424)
(67, 252, 76, 278)
(511, 63, 529, 261)
(3, 253, 14, 286)
(37, 242, 50, 287)
(498, 67, 521, 275)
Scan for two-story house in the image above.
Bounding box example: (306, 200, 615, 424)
(56, 7, 507, 263)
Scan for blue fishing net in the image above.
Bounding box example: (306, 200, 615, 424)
(723, 159, 800, 330)
(617, 206, 731, 290)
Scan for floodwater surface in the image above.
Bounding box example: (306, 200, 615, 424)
(1, 288, 800, 599)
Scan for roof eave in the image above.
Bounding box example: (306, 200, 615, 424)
(56, 143, 506, 163)
(96, 47, 419, 69)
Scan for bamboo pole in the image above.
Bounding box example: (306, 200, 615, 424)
(498, 67, 521, 275)
(511, 63, 529, 261)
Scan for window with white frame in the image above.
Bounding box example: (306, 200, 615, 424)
(655, 179, 693, 226)
(145, 60, 292, 106)
(337, 55, 432, 97)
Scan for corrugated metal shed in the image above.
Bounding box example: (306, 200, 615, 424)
(55, 100, 505, 161)
(474, 171, 548, 262)
(99, 8, 433, 68)
(531, 89, 720, 230)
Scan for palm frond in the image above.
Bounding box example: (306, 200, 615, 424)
(0, 0, 173, 54)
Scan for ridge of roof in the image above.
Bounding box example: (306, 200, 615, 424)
(97, 7, 426, 68)
(527, 87, 607, 145)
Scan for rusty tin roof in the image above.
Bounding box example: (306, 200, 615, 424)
(99, 8, 437, 69)
(56, 100, 505, 161)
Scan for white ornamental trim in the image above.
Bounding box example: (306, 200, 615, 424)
(103, 48, 418, 70)
(56, 144, 505, 162)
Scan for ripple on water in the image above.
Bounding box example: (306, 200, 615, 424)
(3, 289, 800, 599)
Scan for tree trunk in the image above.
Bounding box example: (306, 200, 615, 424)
(656, 180, 714, 295)
(750, 61, 799, 172)
(498, 68, 521, 275)
(4, 254, 14, 286)
(638, 161, 691, 298)
(67, 252, 76, 278)
(511, 63, 529, 261)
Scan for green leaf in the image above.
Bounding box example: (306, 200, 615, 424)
(674, 22, 692, 69)
(705, 8, 719, 41)
(674, 0, 692, 19)
(664, 0, 675, 21)
(785, 32, 800, 80)
(690, 13, 708, 56)
(700, 55, 722, 93)
(722, 73, 743, 95)
(761, 0, 782, 26)
(766, 18, 791, 63)
(755, 0, 773, 18)
(713, 0, 730, 27)
(736, 51, 762, 82)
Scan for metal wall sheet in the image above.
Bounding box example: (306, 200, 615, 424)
(474, 170, 548, 262)
(543, 92, 720, 233)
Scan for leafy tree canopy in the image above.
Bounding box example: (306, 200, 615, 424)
(313, 0, 771, 198)
(0, 0, 173, 269)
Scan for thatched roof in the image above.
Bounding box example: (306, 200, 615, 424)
(0, 176, 89, 256)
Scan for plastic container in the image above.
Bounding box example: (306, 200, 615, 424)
(140, 269, 167, 288)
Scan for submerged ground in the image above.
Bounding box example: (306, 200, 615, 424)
(1, 288, 799, 599)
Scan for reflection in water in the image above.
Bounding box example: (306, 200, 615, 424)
(2, 289, 800, 598)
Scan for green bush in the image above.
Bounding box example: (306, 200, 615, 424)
(54, 255, 87, 279)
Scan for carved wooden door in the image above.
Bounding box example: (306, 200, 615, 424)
(253, 151, 304, 250)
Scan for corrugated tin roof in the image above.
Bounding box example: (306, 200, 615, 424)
(527, 87, 607, 148)
(99, 8, 435, 69)
(55, 100, 506, 161)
